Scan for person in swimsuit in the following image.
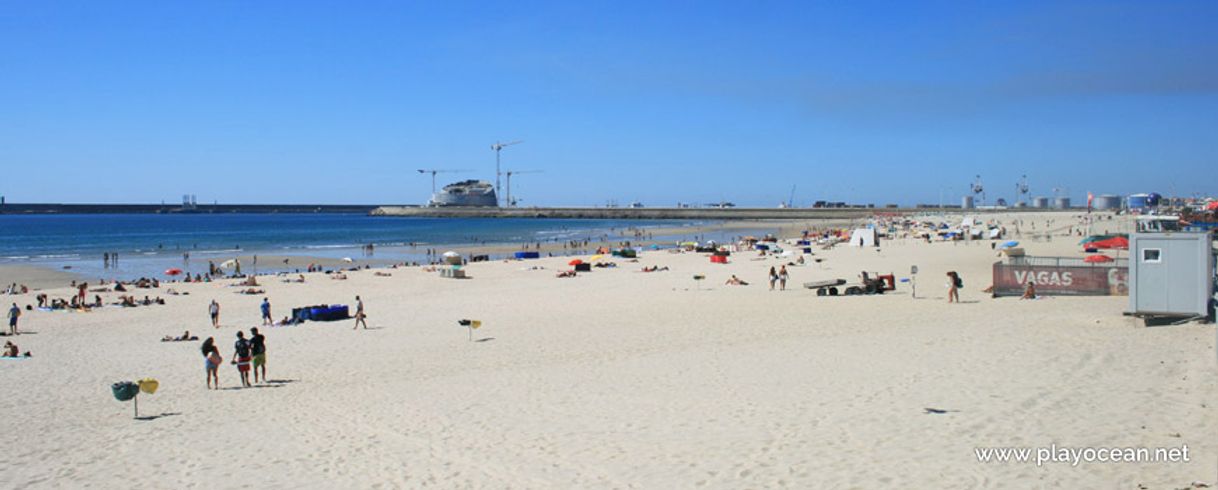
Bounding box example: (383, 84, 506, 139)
(232, 331, 252, 388)
(201, 337, 221, 389)
(249, 327, 267, 383)
(778, 265, 789, 291)
(353, 296, 367, 330)
(768, 267, 778, 291)
(8, 303, 20, 335)
(209, 300, 220, 328)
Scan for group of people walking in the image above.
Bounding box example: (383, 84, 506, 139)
(768, 266, 790, 291)
(200, 294, 367, 388)
(200, 327, 267, 389)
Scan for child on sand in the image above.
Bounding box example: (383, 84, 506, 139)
(946, 272, 962, 303)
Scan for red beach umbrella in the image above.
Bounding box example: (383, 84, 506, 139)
(1088, 236, 1129, 250)
(1084, 255, 1113, 263)
(568, 259, 583, 266)
(164, 268, 183, 276)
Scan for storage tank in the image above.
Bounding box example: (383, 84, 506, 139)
(1128, 193, 1150, 209)
(1032, 197, 1050, 208)
(1054, 197, 1071, 209)
(961, 196, 975, 209)
(1094, 194, 1121, 210)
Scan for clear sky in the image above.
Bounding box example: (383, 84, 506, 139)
(2, 1, 1216, 206)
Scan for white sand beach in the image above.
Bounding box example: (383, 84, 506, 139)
(0, 212, 1213, 488)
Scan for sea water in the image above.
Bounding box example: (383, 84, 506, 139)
(0, 213, 764, 280)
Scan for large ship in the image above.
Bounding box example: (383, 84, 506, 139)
(429, 180, 499, 207)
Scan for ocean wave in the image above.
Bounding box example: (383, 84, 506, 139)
(36, 254, 80, 259)
(191, 249, 243, 255)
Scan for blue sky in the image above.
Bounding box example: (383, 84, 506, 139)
(2, 1, 1215, 206)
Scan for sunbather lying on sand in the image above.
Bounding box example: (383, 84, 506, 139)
(161, 330, 199, 342)
(556, 270, 577, 278)
(725, 275, 748, 286)
(330, 273, 348, 280)
(641, 266, 669, 272)
(240, 288, 265, 295)
(374, 271, 392, 277)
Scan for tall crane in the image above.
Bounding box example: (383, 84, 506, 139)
(417, 169, 470, 195)
(504, 169, 543, 207)
(1015, 175, 1029, 204)
(491, 140, 523, 206)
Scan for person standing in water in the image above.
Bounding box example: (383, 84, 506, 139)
(353, 296, 367, 330)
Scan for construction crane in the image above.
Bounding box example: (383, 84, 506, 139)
(504, 169, 543, 207)
(416, 169, 470, 194)
(787, 185, 797, 208)
(1015, 175, 1030, 204)
(490, 140, 523, 206)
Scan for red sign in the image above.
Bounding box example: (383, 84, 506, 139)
(992, 263, 1128, 296)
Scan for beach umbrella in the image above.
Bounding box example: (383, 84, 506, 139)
(1207, 201, 1218, 211)
(1088, 236, 1129, 250)
(442, 251, 460, 258)
(164, 268, 183, 276)
(568, 259, 583, 266)
(589, 254, 604, 261)
(998, 240, 1019, 249)
(1084, 254, 1114, 263)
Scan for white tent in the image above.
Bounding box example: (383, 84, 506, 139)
(849, 228, 877, 247)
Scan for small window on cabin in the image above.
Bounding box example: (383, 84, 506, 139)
(1142, 248, 1162, 263)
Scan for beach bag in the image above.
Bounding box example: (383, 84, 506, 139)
(111, 382, 139, 402)
(954, 276, 963, 288)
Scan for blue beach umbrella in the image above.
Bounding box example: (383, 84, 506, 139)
(998, 240, 1019, 249)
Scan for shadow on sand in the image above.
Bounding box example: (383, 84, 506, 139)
(136, 412, 182, 421)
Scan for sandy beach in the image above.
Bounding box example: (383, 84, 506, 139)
(0, 212, 1213, 488)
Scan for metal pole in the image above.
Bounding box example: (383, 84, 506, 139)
(495, 147, 501, 206)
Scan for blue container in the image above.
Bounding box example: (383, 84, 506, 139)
(514, 251, 540, 259)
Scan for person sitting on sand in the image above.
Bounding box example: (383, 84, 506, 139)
(240, 276, 259, 287)
(725, 275, 748, 286)
(1020, 281, 1037, 300)
(3, 340, 28, 357)
(330, 273, 347, 280)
